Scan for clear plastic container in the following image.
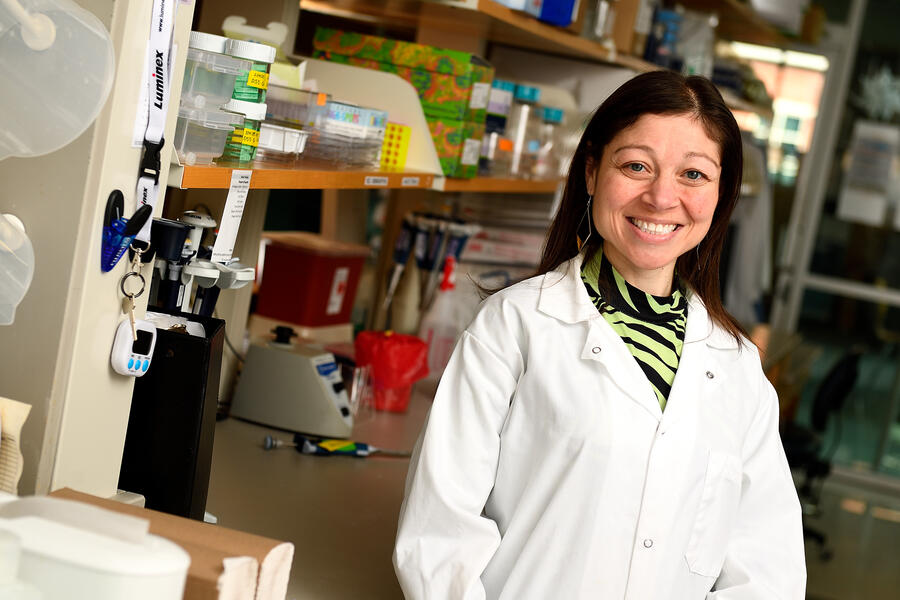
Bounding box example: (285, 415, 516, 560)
(304, 101, 387, 168)
(266, 86, 331, 127)
(507, 84, 542, 178)
(256, 121, 310, 165)
(533, 106, 564, 180)
(219, 99, 267, 164)
(225, 38, 276, 104)
(173, 106, 244, 165)
(181, 32, 253, 110)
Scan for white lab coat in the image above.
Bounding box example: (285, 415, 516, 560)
(394, 253, 805, 599)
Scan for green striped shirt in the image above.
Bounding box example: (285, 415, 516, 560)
(581, 250, 688, 411)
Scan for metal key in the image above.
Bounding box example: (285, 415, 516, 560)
(123, 295, 137, 341)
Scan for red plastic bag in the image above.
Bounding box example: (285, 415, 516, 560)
(354, 331, 429, 412)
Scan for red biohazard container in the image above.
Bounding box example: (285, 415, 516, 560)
(256, 232, 370, 327)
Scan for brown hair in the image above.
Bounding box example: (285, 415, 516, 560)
(538, 70, 747, 343)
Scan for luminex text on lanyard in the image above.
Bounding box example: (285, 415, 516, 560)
(135, 0, 177, 245)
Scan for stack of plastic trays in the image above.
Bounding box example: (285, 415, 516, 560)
(266, 86, 331, 127)
(304, 101, 388, 168)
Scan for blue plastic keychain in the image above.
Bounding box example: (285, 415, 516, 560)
(101, 190, 152, 272)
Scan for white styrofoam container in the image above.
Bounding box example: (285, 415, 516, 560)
(0, 495, 189, 600)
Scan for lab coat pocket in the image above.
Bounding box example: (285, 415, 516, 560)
(684, 450, 742, 578)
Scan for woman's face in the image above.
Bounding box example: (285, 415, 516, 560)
(587, 113, 721, 293)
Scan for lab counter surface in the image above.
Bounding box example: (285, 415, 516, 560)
(207, 381, 436, 599)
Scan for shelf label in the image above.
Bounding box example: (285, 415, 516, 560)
(461, 139, 481, 166)
(401, 177, 420, 187)
(212, 170, 252, 263)
(469, 82, 490, 110)
(316, 93, 328, 106)
(242, 128, 260, 147)
(247, 70, 269, 90)
(364, 176, 389, 187)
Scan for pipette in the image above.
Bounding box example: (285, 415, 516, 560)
(262, 434, 411, 458)
(382, 214, 417, 312)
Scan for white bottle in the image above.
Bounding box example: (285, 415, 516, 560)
(418, 256, 464, 376)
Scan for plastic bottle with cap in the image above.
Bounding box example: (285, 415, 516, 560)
(0, 530, 42, 599)
(480, 79, 516, 176)
(220, 99, 268, 163)
(225, 38, 276, 104)
(533, 106, 565, 180)
(507, 84, 542, 178)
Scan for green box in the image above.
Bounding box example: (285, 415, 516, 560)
(313, 28, 494, 123)
(427, 116, 484, 179)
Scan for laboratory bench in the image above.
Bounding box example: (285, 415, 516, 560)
(205, 380, 436, 599)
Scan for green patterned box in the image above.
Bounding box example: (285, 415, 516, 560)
(313, 28, 494, 122)
(427, 117, 484, 179)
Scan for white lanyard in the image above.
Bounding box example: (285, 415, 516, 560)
(134, 0, 177, 244)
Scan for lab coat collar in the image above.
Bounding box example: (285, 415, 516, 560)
(538, 254, 742, 352)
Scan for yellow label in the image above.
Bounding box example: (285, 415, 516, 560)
(242, 128, 260, 147)
(246, 70, 269, 90)
(319, 439, 355, 452)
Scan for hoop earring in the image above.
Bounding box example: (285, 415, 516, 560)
(576, 194, 593, 251)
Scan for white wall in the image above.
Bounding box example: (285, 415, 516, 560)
(0, 0, 194, 496)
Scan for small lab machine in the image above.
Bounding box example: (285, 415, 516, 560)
(230, 327, 353, 438)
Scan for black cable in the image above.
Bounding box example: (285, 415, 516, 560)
(212, 309, 246, 364)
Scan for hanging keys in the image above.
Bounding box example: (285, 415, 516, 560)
(119, 270, 146, 342)
(122, 295, 137, 340)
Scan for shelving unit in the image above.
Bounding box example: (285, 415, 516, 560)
(170, 162, 436, 190)
(678, 0, 790, 47)
(438, 176, 562, 193)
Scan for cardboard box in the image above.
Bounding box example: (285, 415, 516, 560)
(313, 28, 494, 122)
(427, 117, 484, 179)
(610, 0, 642, 55)
(49, 488, 294, 600)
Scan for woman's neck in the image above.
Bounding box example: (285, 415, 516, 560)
(601, 242, 676, 297)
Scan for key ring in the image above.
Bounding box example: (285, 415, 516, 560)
(120, 271, 146, 299)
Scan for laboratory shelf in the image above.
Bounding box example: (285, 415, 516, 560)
(169, 162, 436, 190)
(719, 87, 774, 121)
(438, 176, 562, 194)
(300, 0, 643, 69)
(677, 0, 790, 47)
(299, 0, 776, 120)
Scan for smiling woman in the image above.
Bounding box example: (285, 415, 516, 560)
(394, 71, 805, 600)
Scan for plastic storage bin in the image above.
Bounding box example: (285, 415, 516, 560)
(266, 86, 330, 127)
(173, 107, 244, 166)
(180, 32, 252, 110)
(255, 121, 310, 165)
(225, 38, 276, 104)
(256, 233, 370, 328)
(219, 98, 267, 164)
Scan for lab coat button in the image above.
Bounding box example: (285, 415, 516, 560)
(591, 346, 601, 354)
(643, 539, 653, 548)
(705, 371, 715, 379)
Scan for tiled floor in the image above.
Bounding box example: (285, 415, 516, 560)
(207, 385, 900, 599)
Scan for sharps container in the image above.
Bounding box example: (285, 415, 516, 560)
(256, 233, 370, 328)
(173, 107, 244, 165)
(219, 99, 267, 164)
(180, 32, 253, 110)
(225, 39, 276, 104)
